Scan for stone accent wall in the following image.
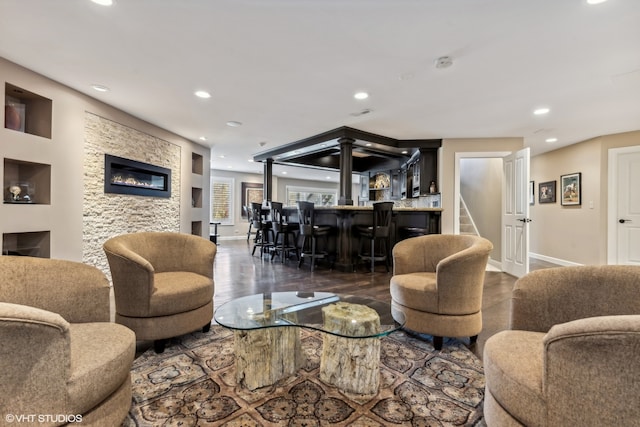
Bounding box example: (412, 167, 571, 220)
(83, 112, 181, 277)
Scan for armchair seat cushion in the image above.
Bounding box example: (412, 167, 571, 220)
(149, 272, 214, 317)
(68, 322, 135, 415)
(484, 330, 546, 427)
(390, 272, 437, 312)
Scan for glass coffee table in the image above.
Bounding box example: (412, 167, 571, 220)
(214, 291, 405, 393)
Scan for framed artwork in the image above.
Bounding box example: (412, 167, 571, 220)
(211, 176, 235, 225)
(561, 172, 581, 206)
(529, 181, 535, 205)
(538, 180, 556, 204)
(241, 182, 263, 216)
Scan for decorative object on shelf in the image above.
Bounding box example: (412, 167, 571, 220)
(5, 182, 33, 203)
(373, 172, 390, 189)
(560, 172, 581, 206)
(429, 180, 437, 193)
(538, 180, 557, 204)
(4, 101, 25, 132)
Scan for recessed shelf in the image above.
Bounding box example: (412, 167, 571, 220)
(4, 83, 52, 139)
(2, 231, 51, 258)
(3, 158, 51, 204)
(191, 221, 202, 236)
(192, 187, 202, 208)
(192, 152, 204, 175)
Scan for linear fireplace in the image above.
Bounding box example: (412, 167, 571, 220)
(104, 154, 171, 198)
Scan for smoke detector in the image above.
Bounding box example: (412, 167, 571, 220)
(435, 56, 453, 69)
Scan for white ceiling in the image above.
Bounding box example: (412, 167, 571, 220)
(1, 0, 639, 181)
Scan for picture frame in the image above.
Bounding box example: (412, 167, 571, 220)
(538, 180, 556, 204)
(560, 172, 581, 206)
(529, 181, 535, 205)
(241, 182, 263, 217)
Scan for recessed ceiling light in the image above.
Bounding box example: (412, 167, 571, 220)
(545, 137, 558, 143)
(199, 136, 207, 141)
(586, 0, 607, 4)
(354, 92, 369, 100)
(218, 155, 225, 158)
(194, 90, 211, 99)
(91, 84, 109, 92)
(326, 176, 331, 180)
(226, 121, 242, 127)
(365, 143, 372, 147)
(227, 165, 233, 169)
(534, 107, 550, 115)
(91, 0, 113, 6)
(282, 171, 287, 175)
(401, 150, 408, 154)
(248, 159, 254, 163)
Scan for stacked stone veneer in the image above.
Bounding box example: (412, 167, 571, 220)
(83, 112, 181, 277)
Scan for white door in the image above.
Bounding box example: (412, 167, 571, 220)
(502, 148, 530, 277)
(611, 147, 640, 265)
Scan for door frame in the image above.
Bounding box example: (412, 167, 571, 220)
(454, 151, 511, 271)
(607, 145, 640, 264)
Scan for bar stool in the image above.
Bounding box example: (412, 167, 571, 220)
(297, 201, 331, 272)
(355, 201, 394, 273)
(243, 205, 254, 241)
(269, 201, 299, 263)
(250, 202, 274, 257)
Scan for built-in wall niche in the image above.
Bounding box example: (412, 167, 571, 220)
(191, 221, 202, 236)
(2, 231, 51, 258)
(192, 187, 202, 208)
(104, 154, 171, 198)
(3, 158, 51, 204)
(192, 152, 203, 175)
(4, 83, 52, 139)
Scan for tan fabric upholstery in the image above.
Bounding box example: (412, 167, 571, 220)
(0, 256, 135, 427)
(483, 265, 640, 427)
(103, 231, 216, 342)
(390, 234, 493, 345)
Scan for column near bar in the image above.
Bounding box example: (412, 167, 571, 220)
(263, 158, 273, 204)
(338, 137, 354, 206)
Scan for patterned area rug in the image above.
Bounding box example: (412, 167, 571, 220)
(124, 326, 486, 426)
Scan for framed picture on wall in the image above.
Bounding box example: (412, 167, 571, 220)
(538, 180, 556, 204)
(560, 172, 581, 206)
(241, 182, 263, 216)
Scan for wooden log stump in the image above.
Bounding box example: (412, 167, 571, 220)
(234, 326, 302, 390)
(319, 302, 381, 394)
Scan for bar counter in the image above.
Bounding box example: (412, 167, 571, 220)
(283, 206, 442, 271)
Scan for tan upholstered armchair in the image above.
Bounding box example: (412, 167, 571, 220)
(483, 265, 640, 427)
(103, 231, 216, 353)
(390, 234, 493, 350)
(0, 256, 135, 427)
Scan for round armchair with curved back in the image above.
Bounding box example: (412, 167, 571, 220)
(390, 234, 493, 350)
(103, 231, 216, 353)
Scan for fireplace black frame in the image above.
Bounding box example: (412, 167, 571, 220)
(104, 154, 171, 198)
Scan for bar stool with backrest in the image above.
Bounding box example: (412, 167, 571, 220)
(270, 201, 299, 263)
(251, 202, 274, 257)
(297, 201, 332, 272)
(243, 205, 254, 241)
(355, 201, 394, 273)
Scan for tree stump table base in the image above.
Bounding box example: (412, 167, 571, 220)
(234, 326, 302, 390)
(319, 302, 381, 394)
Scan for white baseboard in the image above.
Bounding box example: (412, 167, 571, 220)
(216, 235, 248, 241)
(529, 252, 583, 267)
(487, 258, 502, 271)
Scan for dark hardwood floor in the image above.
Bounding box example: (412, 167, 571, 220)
(212, 239, 557, 360)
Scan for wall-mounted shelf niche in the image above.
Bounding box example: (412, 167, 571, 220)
(3, 158, 51, 204)
(192, 187, 202, 208)
(192, 152, 204, 175)
(2, 231, 51, 258)
(191, 221, 202, 236)
(4, 83, 52, 139)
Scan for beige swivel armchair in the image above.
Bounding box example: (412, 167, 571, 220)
(390, 234, 493, 350)
(0, 256, 135, 427)
(103, 231, 216, 353)
(483, 265, 640, 427)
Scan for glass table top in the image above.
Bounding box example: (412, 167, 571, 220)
(214, 291, 405, 339)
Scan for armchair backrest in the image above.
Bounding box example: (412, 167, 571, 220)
(392, 234, 493, 314)
(510, 265, 640, 332)
(0, 256, 110, 323)
(543, 314, 640, 425)
(103, 231, 216, 278)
